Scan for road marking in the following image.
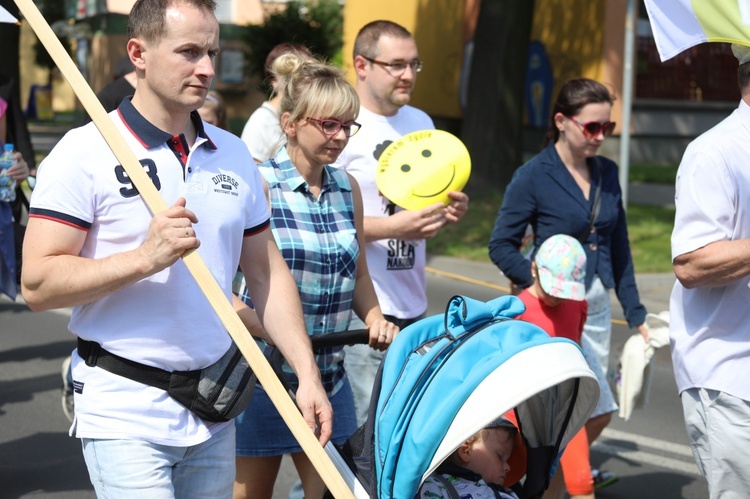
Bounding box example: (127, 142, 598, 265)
(593, 428, 701, 477)
(0, 294, 72, 317)
(426, 266, 629, 325)
(601, 428, 694, 458)
(593, 443, 701, 477)
(426, 266, 509, 293)
(48, 307, 73, 318)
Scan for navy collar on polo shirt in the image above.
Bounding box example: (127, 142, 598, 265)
(116, 97, 217, 151)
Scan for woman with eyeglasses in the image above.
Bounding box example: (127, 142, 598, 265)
(488, 78, 648, 498)
(232, 52, 398, 499)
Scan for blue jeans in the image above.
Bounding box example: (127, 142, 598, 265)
(82, 422, 235, 498)
(581, 277, 618, 418)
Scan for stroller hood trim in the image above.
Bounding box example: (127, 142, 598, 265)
(425, 340, 599, 486)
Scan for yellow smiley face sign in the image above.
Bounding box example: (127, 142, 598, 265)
(376, 129, 471, 211)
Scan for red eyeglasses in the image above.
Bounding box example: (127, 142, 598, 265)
(567, 116, 616, 138)
(306, 117, 362, 137)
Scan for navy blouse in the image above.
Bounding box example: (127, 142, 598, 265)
(488, 144, 646, 328)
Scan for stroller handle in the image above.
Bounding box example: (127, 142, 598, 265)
(267, 329, 371, 398)
(311, 329, 370, 349)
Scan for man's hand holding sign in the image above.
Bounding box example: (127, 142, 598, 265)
(375, 129, 471, 240)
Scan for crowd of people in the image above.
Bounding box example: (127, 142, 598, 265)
(8, 0, 746, 498)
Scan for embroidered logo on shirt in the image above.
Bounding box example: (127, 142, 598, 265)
(211, 173, 239, 196)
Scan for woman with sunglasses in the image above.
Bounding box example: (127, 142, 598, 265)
(232, 52, 398, 499)
(488, 78, 648, 498)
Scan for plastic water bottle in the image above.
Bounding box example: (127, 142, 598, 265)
(0, 143, 16, 202)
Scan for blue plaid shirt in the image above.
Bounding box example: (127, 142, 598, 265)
(241, 148, 358, 395)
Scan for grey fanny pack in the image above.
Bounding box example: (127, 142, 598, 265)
(77, 338, 256, 422)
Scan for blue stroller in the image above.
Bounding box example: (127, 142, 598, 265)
(317, 294, 600, 498)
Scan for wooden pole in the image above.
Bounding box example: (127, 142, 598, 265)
(14, 1, 354, 496)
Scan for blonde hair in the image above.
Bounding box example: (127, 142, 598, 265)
(271, 52, 359, 128)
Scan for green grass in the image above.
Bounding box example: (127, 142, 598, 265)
(625, 204, 675, 273)
(628, 163, 678, 184)
(428, 190, 504, 262)
(429, 190, 675, 274)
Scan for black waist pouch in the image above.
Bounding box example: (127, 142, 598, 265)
(77, 338, 256, 422)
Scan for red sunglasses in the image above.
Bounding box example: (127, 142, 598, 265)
(567, 116, 616, 138)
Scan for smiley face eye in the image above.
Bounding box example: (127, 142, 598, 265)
(422, 149, 432, 157)
(401, 164, 411, 172)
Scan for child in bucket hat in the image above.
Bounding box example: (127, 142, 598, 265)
(534, 234, 587, 303)
(517, 235, 597, 499)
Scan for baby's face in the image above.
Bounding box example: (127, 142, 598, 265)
(465, 428, 514, 485)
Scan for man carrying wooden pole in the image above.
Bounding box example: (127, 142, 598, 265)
(17, 0, 353, 496)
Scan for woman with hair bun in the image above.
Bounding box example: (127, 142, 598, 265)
(489, 78, 649, 495)
(233, 52, 398, 499)
(240, 42, 313, 163)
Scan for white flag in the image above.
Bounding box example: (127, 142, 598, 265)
(644, 0, 750, 61)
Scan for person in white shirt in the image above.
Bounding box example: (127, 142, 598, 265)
(21, 1, 331, 496)
(334, 20, 469, 425)
(670, 43, 750, 498)
(240, 42, 312, 163)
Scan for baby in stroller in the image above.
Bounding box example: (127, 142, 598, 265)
(419, 416, 522, 498)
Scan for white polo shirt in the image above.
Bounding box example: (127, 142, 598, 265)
(670, 99, 750, 401)
(333, 105, 434, 320)
(30, 99, 269, 444)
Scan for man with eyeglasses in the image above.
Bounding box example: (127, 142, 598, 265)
(334, 20, 470, 426)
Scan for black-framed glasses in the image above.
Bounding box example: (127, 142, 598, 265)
(362, 56, 423, 75)
(306, 117, 362, 137)
(567, 116, 616, 138)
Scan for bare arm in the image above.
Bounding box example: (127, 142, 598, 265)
(348, 176, 399, 350)
(238, 228, 332, 444)
(673, 239, 750, 289)
(232, 295, 273, 343)
(22, 198, 199, 311)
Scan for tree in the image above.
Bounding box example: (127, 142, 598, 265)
(461, 0, 536, 192)
(243, 0, 343, 92)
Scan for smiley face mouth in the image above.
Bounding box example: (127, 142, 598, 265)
(411, 165, 456, 198)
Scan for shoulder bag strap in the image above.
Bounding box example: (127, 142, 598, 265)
(77, 338, 172, 390)
(578, 158, 603, 243)
(420, 474, 462, 499)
